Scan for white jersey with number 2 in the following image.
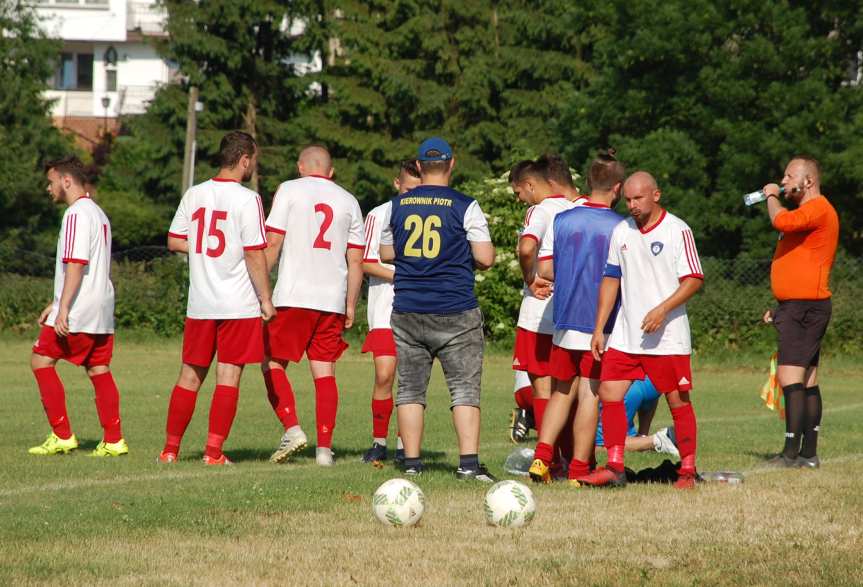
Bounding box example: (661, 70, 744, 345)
(266, 175, 365, 314)
(168, 178, 267, 320)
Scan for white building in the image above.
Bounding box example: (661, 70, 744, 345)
(33, 0, 175, 146)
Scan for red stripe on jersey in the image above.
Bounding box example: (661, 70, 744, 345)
(255, 195, 266, 245)
(347, 243, 365, 250)
(639, 208, 667, 234)
(243, 243, 268, 251)
(523, 207, 535, 227)
(363, 215, 376, 260)
(66, 214, 77, 261)
(307, 174, 333, 181)
(682, 230, 696, 275)
(103, 224, 108, 245)
(168, 231, 188, 240)
(211, 177, 239, 183)
(520, 234, 539, 243)
(62, 258, 89, 265)
(537, 255, 553, 261)
(265, 225, 286, 235)
(679, 273, 704, 282)
(362, 258, 380, 264)
(683, 230, 702, 275)
(690, 231, 703, 274)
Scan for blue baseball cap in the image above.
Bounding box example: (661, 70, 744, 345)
(417, 137, 453, 161)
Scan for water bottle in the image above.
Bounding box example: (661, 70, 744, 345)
(743, 186, 784, 206)
(504, 447, 534, 476)
(699, 471, 744, 485)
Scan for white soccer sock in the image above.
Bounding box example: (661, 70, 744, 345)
(373, 437, 387, 446)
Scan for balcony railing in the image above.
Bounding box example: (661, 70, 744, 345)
(127, 1, 166, 35)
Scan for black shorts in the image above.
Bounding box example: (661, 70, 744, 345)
(773, 299, 832, 368)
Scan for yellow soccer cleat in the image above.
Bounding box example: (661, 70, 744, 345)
(528, 458, 551, 484)
(90, 439, 129, 457)
(28, 433, 79, 455)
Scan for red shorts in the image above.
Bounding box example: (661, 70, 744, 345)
(549, 345, 602, 381)
(33, 326, 114, 367)
(512, 328, 553, 377)
(361, 328, 397, 358)
(264, 307, 348, 363)
(182, 317, 263, 367)
(600, 348, 693, 393)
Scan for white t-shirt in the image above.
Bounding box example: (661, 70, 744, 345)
(363, 201, 395, 330)
(168, 178, 267, 319)
(516, 196, 578, 334)
(46, 197, 115, 334)
(266, 175, 365, 314)
(604, 210, 704, 355)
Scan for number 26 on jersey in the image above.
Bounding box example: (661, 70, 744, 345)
(403, 214, 441, 259)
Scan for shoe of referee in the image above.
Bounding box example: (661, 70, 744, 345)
(797, 455, 820, 469)
(765, 453, 800, 468)
(455, 464, 497, 483)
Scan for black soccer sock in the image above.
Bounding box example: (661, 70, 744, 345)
(459, 453, 479, 471)
(403, 457, 422, 470)
(800, 385, 822, 459)
(782, 383, 806, 459)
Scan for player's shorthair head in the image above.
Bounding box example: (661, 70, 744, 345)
(588, 148, 625, 191)
(218, 131, 257, 169)
(44, 155, 88, 186)
(536, 153, 574, 188)
(417, 152, 450, 175)
(790, 154, 821, 182)
(400, 159, 421, 179)
(508, 159, 534, 184)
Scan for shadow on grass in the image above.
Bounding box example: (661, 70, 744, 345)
(744, 450, 780, 461)
(195, 446, 449, 464)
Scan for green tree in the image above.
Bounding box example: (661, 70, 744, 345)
(0, 1, 71, 259)
(557, 0, 863, 257)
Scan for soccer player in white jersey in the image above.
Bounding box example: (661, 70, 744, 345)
(29, 156, 127, 457)
(360, 160, 421, 463)
(159, 131, 274, 466)
(585, 171, 703, 489)
(510, 158, 576, 454)
(262, 145, 365, 466)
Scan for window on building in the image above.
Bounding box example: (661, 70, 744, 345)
(52, 52, 94, 91)
(106, 69, 117, 92)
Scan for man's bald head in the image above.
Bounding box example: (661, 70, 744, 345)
(623, 171, 658, 194)
(298, 145, 333, 177)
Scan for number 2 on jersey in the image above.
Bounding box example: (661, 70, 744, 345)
(403, 214, 441, 258)
(313, 203, 334, 250)
(191, 207, 227, 257)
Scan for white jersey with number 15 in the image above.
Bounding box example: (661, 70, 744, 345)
(168, 178, 268, 320)
(266, 175, 365, 314)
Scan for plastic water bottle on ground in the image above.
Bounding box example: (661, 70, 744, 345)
(699, 471, 744, 485)
(504, 447, 534, 476)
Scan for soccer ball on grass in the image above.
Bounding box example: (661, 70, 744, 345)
(372, 478, 425, 527)
(484, 480, 536, 528)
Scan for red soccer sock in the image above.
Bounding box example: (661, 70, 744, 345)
(371, 397, 393, 439)
(533, 397, 549, 439)
(163, 385, 198, 455)
(534, 442, 554, 466)
(33, 367, 72, 440)
(263, 368, 299, 430)
(315, 376, 339, 449)
(602, 400, 627, 473)
(568, 458, 591, 480)
(514, 385, 533, 410)
(204, 385, 239, 460)
(671, 403, 698, 474)
(90, 372, 123, 443)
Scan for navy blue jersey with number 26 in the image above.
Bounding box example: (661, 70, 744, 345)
(389, 185, 478, 314)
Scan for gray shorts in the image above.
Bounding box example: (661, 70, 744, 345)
(390, 307, 484, 408)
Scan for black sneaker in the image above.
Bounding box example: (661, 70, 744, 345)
(509, 409, 530, 444)
(361, 442, 387, 463)
(401, 461, 423, 476)
(765, 454, 799, 468)
(796, 455, 820, 469)
(455, 464, 497, 483)
(393, 448, 405, 466)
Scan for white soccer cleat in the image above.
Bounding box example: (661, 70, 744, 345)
(653, 427, 680, 459)
(269, 427, 308, 464)
(316, 447, 334, 467)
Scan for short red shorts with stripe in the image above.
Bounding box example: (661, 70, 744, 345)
(264, 307, 348, 363)
(512, 327, 553, 377)
(549, 344, 602, 381)
(182, 317, 263, 367)
(33, 326, 114, 367)
(361, 328, 397, 358)
(600, 348, 693, 393)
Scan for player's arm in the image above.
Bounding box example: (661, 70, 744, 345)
(537, 257, 554, 282)
(167, 235, 189, 254)
(54, 263, 85, 337)
(243, 248, 275, 321)
(471, 241, 495, 271)
(264, 231, 284, 271)
(345, 248, 363, 328)
(379, 244, 395, 263)
(518, 236, 539, 283)
(363, 261, 394, 282)
(591, 275, 620, 360)
(641, 278, 702, 334)
(519, 210, 552, 296)
(38, 303, 53, 326)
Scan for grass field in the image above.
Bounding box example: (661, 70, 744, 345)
(1, 335, 862, 586)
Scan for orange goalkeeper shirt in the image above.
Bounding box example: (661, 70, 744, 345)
(770, 195, 839, 301)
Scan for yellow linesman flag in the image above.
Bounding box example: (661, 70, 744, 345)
(759, 352, 784, 418)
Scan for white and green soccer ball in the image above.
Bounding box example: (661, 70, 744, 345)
(372, 478, 426, 527)
(484, 480, 536, 528)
